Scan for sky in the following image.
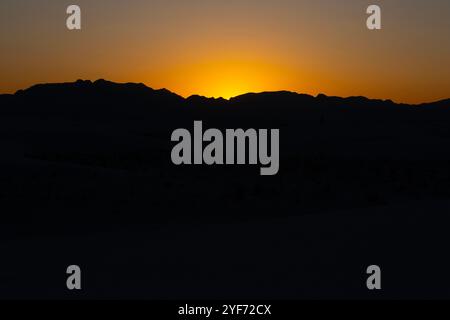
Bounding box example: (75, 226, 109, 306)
(0, 0, 449, 103)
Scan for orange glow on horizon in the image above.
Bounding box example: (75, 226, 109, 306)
(138, 55, 303, 100)
(1, 1, 449, 104)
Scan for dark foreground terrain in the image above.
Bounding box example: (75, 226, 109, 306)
(0, 80, 449, 298)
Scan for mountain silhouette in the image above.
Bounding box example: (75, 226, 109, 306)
(7, 79, 449, 108)
(0, 79, 450, 228)
(2, 79, 450, 299)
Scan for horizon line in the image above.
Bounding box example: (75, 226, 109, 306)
(2, 78, 449, 106)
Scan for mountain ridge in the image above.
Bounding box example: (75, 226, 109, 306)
(4, 79, 449, 108)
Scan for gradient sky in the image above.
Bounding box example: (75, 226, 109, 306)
(1, 0, 449, 103)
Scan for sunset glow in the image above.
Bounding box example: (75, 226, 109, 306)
(1, 0, 449, 103)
